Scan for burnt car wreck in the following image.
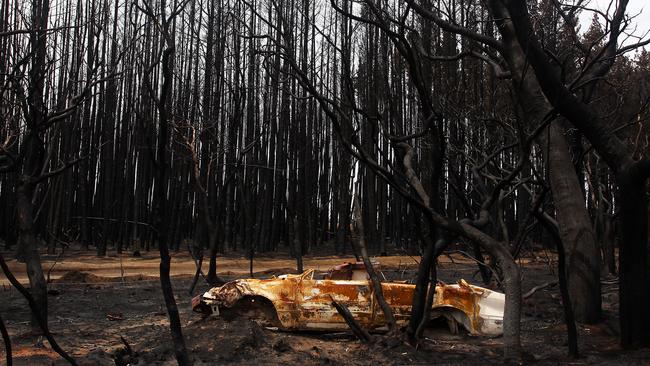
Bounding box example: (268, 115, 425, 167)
(192, 264, 505, 336)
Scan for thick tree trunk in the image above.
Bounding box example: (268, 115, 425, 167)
(206, 228, 221, 285)
(481, 0, 604, 327)
(406, 234, 439, 343)
(491, 0, 649, 347)
(617, 170, 649, 348)
(498, 246, 522, 360)
(546, 120, 601, 323)
(454, 220, 523, 359)
(536, 209, 579, 357)
(415, 256, 437, 339)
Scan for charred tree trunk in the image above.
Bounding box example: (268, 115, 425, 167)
(617, 169, 649, 348)
(352, 194, 396, 332)
(145, 3, 192, 363)
(536, 208, 579, 358)
(406, 234, 442, 343)
(0, 254, 76, 365)
(15, 0, 50, 332)
(0, 313, 10, 366)
(331, 299, 373, 343)
(546, 120, 601, 323)
(15, 178, 47, 332)
(293, 215, 303, 273)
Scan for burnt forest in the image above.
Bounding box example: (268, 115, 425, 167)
(1, 0, 650, 364)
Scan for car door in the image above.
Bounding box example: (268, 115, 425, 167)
(372, 282, 415, 327)
(297, 276, 374, 330)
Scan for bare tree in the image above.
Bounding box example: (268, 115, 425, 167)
(138, 0, 192, 363)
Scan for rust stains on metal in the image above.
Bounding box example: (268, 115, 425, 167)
(193, 268, 505, 336)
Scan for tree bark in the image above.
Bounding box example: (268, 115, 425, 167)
(617, 168, 649, 347)
(146, 3, 192, 362)
(536, 208, 579, 357)
(546, 120, 601, 323)
(494, 0, 648, 345)
(352, 194, 396, 332)
(15, 179, 48, 333)
(406, 234, 437, 343)
(0, 307, 12, 366)
(483, 0, 602, 325)
(293, 215, 303, 273)
(0, 253, 76, 365)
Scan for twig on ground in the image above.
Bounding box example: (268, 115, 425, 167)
(523, 281, 558, 299)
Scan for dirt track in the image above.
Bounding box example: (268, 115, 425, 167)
(2, 251, 469, 285)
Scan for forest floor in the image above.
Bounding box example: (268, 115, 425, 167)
(0, 249, 647, 365)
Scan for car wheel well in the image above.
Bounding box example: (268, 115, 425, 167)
(221, 295, 282, 327)
(429, 306, 474, 335)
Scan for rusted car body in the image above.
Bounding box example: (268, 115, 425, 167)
(192, 268, 505, 336)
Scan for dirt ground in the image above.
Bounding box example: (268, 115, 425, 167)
(0, 250, 648, 365)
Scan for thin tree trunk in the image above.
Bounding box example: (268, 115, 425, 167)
(0, 308, 11, 366)
(293, 215, 303, 273)
(352, 194, 396, 332)
(0, 254, 76, 365)
(147, 4, 192, 362)
(331, 299, 373, 343)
